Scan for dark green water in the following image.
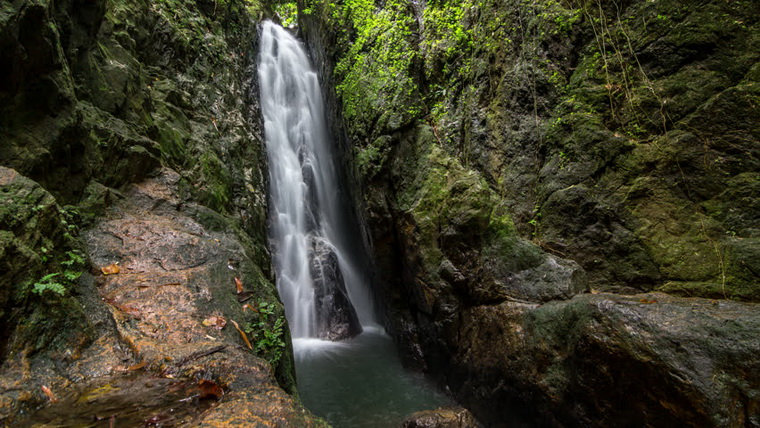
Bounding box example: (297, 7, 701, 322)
(294, 326, 453, 427)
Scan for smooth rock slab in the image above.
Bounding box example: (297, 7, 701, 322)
(452, 292, 760, 427)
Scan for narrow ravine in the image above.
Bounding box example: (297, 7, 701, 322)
(257, 21, 451, 427)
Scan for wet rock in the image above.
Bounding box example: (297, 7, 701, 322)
(0, 0, 314, 424)
(1, 170, 322, 425)
(310, 236, 363, 341)
(453, 293, 760, 426)
(402, 406, 480, 428)
(301, 159, 321, 233)
(299, 0, 760, 426)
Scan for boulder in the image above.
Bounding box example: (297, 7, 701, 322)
(402, 406, 480, 428)
(309, 236, 363, 340)
(453, 293, 760, 426)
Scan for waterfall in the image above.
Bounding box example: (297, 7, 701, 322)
(258, 21, 374, 340)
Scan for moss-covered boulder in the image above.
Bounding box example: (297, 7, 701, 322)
(455, 293, 760, 426)
(0, 166, 91, 364)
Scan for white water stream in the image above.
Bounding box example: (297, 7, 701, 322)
(258, 20, 374, 338)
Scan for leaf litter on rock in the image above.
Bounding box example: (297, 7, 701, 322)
(101, 263, 121, 275)
(197, 380, 224, 400)
(229, 320, 253, 350)
(41, 385, 58, 402)
(202, 316, 227, 330)
(236, 291, 255, 303)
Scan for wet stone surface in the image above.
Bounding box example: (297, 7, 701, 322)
(4, 169, 323, 426)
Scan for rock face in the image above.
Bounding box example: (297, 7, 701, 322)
(0, 0, 320, 424)
(298, 0, 759, 298)
(0, 167, 90, 363)
(454, 293, 760, 426)
(296, 0, 760, 425)
(402, 406, 480, 428)
(1, 170, 323, 425)
(310, 236, 363, 341)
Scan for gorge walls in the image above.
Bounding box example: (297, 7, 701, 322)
(295, 0, 760, 425)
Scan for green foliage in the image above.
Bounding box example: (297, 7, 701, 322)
(355, 136, 391, 179)
(244, 300, 286, 366)
(33, 273, 67, 296)
(303, 0, 422, 140)
(31, 250, 85, 297)
(420, 0, 474, 78)
(273, 1, 298, 27)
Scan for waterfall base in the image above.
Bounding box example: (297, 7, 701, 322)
(293, 326, 452, 428)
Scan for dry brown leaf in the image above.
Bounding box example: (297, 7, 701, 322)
(234, 277, 244, 294)
(101, 263, 120, 275)
(242, 303, 257, 313)
(236, 291, 254, 303)
(127, 361, 147, 371)
(229, 320, 252, 350)
(198, 379, 223, 400)
(202, 316, 227, 330)
(41, 385, 58, 403)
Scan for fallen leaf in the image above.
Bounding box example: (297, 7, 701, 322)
(229, 320, 252, 350)
(198, 379, 223, 399)
(127, 361, 147, 371)
(234, 277, 244, 294)
(202, 316, 227, 330)
(242, 303, 257, 313)
(236, 291, 255, 303)
(41, 385, 58, 403)
(101, 263, 120, 275)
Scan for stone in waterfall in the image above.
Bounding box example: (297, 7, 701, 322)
(300, 158, 320, 233)
(309, 236, 363, 340)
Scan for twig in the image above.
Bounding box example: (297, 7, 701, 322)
(177, 345, 227, 367)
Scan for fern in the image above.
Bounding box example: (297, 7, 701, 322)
(33, 273, 66, 296)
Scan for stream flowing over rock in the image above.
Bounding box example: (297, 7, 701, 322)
(310, 236, 363, 341)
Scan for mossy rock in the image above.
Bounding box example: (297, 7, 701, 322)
(0, 166, 91, 360)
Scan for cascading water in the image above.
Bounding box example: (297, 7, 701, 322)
(258, 20, 373, 340)
(258, 20, 451, 427)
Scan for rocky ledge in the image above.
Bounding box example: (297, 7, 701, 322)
(451, 292, 760, 426)
(0, 168, 323, 426)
